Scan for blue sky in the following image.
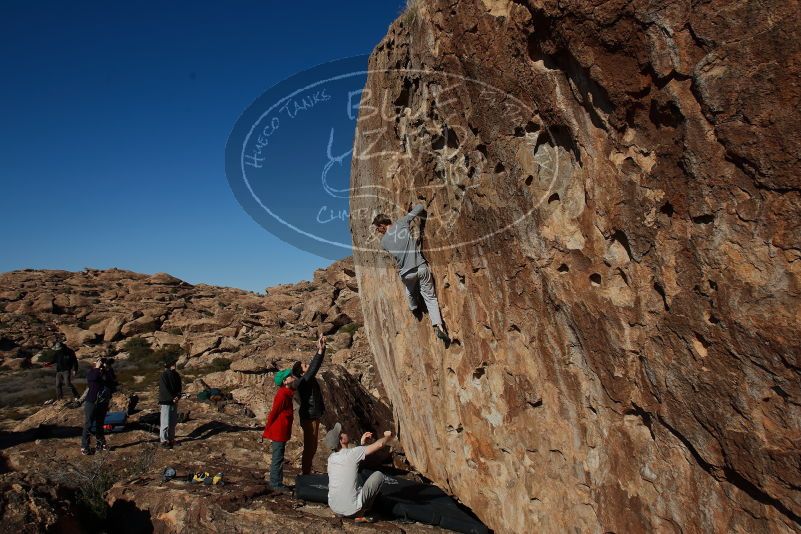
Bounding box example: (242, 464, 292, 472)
(0, 1, 404, 292)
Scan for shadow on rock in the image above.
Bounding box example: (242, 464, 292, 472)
(0, 426, 83, 450)
(182, 421, 257, 442)
(107, 499, 154, 534)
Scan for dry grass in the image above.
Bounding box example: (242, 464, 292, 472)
(401, 0, 422, 25)
(48, 446, 156, 522)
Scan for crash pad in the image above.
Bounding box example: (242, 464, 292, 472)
(91, 410, 128, 433)
(295, 470, 488, 534)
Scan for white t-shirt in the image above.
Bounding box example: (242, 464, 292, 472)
(327, 446, 366, 516)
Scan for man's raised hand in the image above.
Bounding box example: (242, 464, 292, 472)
(317, 333, 326, 353)
(360, 431, 373, 445)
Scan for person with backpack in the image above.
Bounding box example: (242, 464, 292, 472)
(373, 204, 450, 343)
(292, 333, 326, 475)
(158, 359, 182, 449)
(80, 357, 111, 454)
(262, 367, 297, 493)
(53, 341, 79, 400)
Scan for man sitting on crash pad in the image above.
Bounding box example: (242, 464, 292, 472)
(325, 422, 393, 522)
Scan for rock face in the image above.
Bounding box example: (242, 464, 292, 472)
(351, 1, 801, 533)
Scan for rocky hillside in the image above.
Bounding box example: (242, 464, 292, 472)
(0, 259, 384, 420)
(0, 260, 434, 532)
(351, 1, 800, 533)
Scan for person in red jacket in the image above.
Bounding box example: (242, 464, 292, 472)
(263, 367, 296, 493)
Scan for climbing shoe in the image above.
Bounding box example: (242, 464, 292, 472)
(193, 472, 211, 484)
(435, 327, 450, 343)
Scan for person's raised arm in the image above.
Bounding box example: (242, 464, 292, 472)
(298, 334, 326, 386)
(395, 204, 425, 229)
(363, 430, 393, 456)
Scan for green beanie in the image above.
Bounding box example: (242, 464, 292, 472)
(274, 368, 293, 386)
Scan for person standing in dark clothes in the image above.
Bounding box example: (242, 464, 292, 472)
(81, 358, 108, 455)
(292, 333, 326, 475)
(53, 341, 79, 400)
(158, 359, 182, 449)
(94, 358, 117, 448)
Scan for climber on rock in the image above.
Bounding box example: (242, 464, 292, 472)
(325, 422, 394, 523)
(373, 204, 450, 343)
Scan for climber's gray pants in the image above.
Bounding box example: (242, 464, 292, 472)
(401, 263, 442, 327)
(357, 471, 387, 513)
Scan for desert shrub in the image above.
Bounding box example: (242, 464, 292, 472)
(401, 0, 421, 24)
(152, 344, 183, 363)
(339, 322, 361, 335)
(166, 327, 182, 335)
(49, 448, 155, 524)
(123, 337, 152, 360)
(209, 357, 232, 372)
(49, 455, 118, 522)
(38, 348, 58, 364)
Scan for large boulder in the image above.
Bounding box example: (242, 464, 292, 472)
(31, 294, 55, 314)
(103, 316, 125, 342)
(351, 2, 801, 533)
(147, 272, 186, 285)
(57, 325, 98, 347)
(186, 334, 221, 358)
(120, 315, 160, 337)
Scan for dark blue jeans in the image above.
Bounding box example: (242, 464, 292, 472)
(81, 401, 107, 450)
(270, 440, 286, 488)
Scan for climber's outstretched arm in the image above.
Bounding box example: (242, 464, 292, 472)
(396, 204, 425, 228)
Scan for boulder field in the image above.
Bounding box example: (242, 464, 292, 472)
(0, 260, 417, 532)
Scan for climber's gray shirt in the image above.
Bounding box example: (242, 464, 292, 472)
(380, 204, 426, 276)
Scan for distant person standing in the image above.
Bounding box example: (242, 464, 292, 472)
(373, 204, 449, 343)
(262, 367, 296, 493)
(81, 358, 110, 454)
(53, 341, 79, 400)
(158, 359, 182, 450)
(291, 333, 327, 475)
